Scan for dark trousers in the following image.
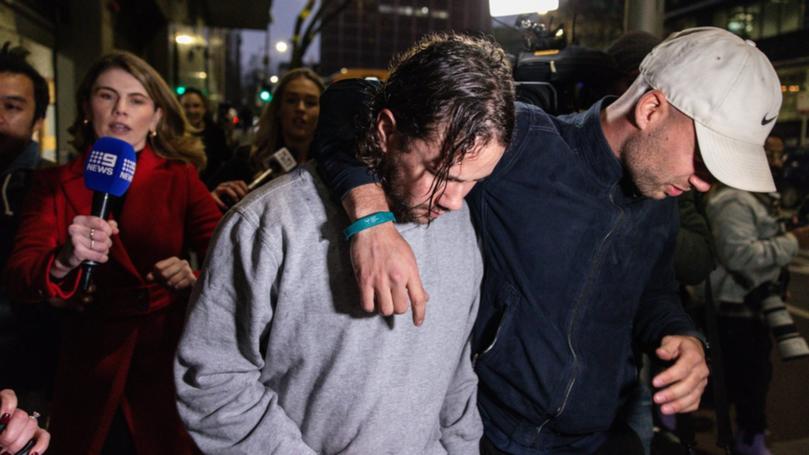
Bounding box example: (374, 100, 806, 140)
(718, 314, 772, 433)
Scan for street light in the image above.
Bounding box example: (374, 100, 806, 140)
(275, 41, 289, 53)
(489, 0, 559, 17)
(270, 75, 279, 84)
(175, 33, 196, 45)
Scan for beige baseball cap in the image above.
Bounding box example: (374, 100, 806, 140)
(640, 27, 782, 193)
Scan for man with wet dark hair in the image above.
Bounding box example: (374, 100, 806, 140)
(176, 33, 514, 453)
(354, 35, 514, 224)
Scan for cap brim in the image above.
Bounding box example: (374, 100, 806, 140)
(695, 122, 776, 193)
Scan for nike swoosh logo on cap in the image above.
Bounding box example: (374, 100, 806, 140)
(761, 114, 776, 125)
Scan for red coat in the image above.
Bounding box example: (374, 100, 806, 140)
(5, 145, 221, 454)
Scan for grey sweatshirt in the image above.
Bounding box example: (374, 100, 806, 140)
(175, 165, 483, 454)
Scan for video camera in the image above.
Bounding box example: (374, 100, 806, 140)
(514, 46, 619, 115)
(510, 14, 619, 115)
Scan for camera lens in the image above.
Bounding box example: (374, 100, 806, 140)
(761, 295, 809, 361)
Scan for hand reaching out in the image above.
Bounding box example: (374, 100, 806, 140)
(146, 257, 196, 291)
(211, 180, 249, 210)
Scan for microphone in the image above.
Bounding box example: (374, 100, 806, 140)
(80, 136, 137, 292)
(247, 147, 298, 191)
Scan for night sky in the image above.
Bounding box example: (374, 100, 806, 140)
(240, 1, 508, 76)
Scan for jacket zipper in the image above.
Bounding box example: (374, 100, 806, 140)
(473, 192, 501, 367)
(473, 317, 505, 366)
(547, 183, 625, 426)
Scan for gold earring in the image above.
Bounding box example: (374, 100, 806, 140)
(149, 130, 157, 138)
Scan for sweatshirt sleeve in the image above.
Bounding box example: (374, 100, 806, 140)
(310, 79, 380, 200)
(707, 194, 798, 288)
(174, 209, 316, 455)
(439, 287, 484, 453)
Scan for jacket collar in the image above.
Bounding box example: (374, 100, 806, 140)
(2, 140, 41, 177)
(564, 98, 625, 190)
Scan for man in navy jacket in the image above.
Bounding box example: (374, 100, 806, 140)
(313, 28, 782, 453)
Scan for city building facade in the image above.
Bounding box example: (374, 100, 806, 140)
(320, 0, 491, 77)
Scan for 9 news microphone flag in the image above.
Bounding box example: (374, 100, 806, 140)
(81, 136, 136, 292)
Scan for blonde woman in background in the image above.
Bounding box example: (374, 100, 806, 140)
(209, 67, 324, 209)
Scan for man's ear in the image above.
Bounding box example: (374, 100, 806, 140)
(633, 89, 669, 131)
(376, 108, 397, 154)
(31, 117, 44, 133)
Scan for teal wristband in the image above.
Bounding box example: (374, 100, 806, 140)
(343, 211, 396, 239)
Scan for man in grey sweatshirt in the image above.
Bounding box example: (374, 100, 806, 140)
(175, 33, 515, 455)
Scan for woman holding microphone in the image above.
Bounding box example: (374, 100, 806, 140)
(210, 67, 324, 209)
(5, 51, 220, 454)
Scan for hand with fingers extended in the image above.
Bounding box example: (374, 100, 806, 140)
(211, 180, 249, 210)
(652, 335, 710, 415)
(350, 222, 429, 326)
(146, 257, 196, 291)
(0, 389, 50, 455)
(52, 216, 119, 280)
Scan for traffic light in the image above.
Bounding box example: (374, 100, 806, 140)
(175, 85, 187, 96)
(259, 85, 272, 103)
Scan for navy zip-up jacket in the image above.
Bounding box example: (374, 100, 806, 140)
(312, 80, 698, 450)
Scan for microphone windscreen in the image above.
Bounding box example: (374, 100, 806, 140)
(84, 137, 137, 197)
(272, 147, 297, 172)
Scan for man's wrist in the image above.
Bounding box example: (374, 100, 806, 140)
(344, 211, 396, 239)
(341, 183, 390, 221)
